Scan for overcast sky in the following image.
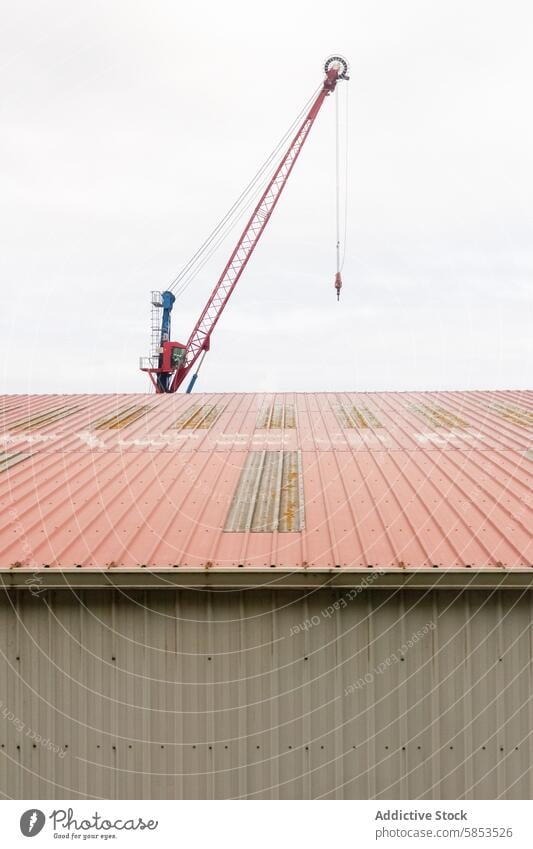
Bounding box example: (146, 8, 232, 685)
(1, 1, 531, 395)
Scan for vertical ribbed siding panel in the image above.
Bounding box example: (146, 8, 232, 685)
(406, 590, 436, 800)
(341, 591, 372, 798)
(205, 592, 215, 801)
(395, 593, 410, 798)
(527, 593, 533, 801)
(429, 591, 440, 800)
(330, 596, 344, 800)
(171, 588, 186, 798)
(437, 592, 466, 798)
(83, 590, 100, 799)
(119, 590, 141, 799)
(211, 592, 240, 800)
(241, 591, 272, 799)
(104, 592, 117, 799)
(17, 592, 31, 796)
(271, 597, 281, 799)
(180, 590, 208, 799)
(307, 592, 333, 799)
(373, 590, 402, 798)
(469, 590, 498, 798)
(235, 593, 247, 801)
(501, 590, 531, 799)
(462, 593, 474, 797)
(495, 593, 506, 799)
(275, 592, 305, 799)
(140, 593, 163, 800)
(54, 591, 83, 798)
(0, 591, 9, 788)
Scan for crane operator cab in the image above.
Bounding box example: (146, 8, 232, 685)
(147, 341, 186, 393)
(161, 341, 186, 372)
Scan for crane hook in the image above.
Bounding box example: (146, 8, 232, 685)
(334, 271, 342, 301)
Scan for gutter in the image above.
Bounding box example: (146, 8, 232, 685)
(1, 568, 533, 590)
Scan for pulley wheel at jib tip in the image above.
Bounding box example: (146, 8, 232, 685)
(324, 55, 349, 80)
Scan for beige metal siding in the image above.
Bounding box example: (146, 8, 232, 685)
(0, 588, 532, 799)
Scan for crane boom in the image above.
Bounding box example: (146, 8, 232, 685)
(140, 57, 349, 393)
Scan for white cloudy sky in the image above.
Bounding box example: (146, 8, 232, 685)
(1, 0, 531, 394)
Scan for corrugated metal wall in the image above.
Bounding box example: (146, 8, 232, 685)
(0, 588, 532, 799)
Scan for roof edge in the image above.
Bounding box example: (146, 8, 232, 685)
(2, 568, 532, 590)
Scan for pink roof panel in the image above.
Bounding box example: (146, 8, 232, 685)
(0, 391, 531, 570)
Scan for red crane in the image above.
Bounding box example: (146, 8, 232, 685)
(140, 56, 349, 393)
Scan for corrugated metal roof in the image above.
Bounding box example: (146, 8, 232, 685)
(0, 390, 531, 570)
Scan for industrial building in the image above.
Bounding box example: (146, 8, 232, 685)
(0, 389, 531, 798)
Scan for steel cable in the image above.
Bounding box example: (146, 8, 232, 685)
(167, 84, 322, 299)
